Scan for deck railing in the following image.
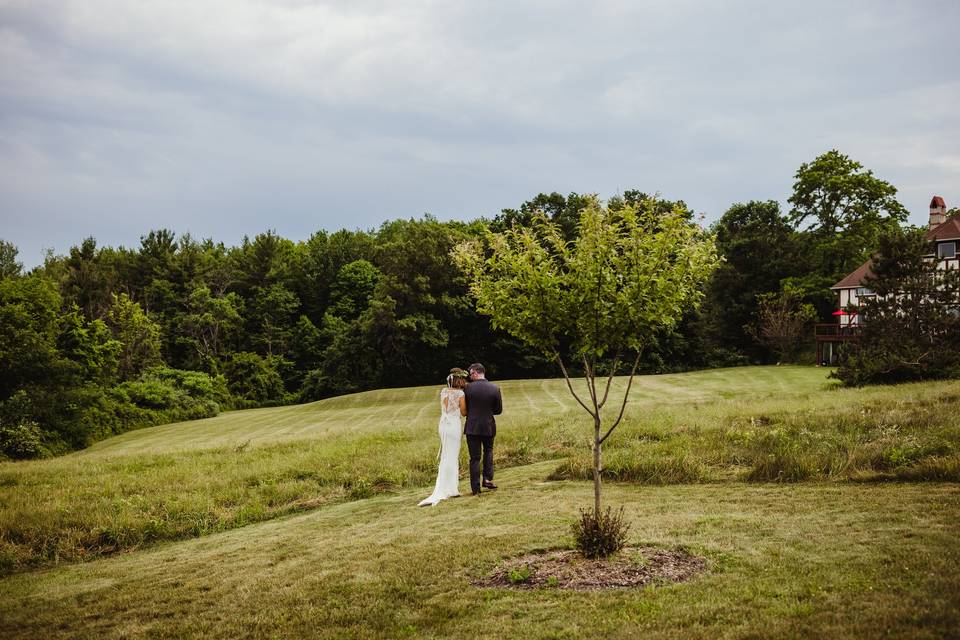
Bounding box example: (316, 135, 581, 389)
(814, 323, 861, 339)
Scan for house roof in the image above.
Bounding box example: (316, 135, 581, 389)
(925, 214, 960, 241)
(831, 213, 959, 290)
(930, 195, 946, 208)
(831, 259, 874, 290)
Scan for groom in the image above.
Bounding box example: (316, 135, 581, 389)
(462, 362, 503, 496)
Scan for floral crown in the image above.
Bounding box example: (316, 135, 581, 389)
(446, 369, 469, 386)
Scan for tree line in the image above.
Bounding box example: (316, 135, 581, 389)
(0, 149, 951, 458)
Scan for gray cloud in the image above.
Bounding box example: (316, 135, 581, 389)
(1, 0, 959, 267)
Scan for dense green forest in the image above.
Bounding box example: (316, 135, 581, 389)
(0, 150, 948, 458)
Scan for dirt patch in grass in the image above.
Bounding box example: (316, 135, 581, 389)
(478, 546, 706, 591)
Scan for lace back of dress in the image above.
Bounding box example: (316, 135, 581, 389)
(440, 388, 463, 416)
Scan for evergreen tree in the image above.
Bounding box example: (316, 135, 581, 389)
(836, 227, 960, 384)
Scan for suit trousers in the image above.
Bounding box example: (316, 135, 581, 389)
(466, 434, 494, 493)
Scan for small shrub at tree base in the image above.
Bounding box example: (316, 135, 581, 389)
(508, 565, 533, 584)
(572, 506, 630, 559)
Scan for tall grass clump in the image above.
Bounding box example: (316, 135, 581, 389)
(878, 455, 960, 481)
(549, 449, 708, 485)
(740, 426, 835, 481)
(729, 394, 960, 482)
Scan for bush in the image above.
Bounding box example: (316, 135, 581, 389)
(118, 379, 179, 409)
(80, 390, 158, 442)
(0, 420, 45, 459)
(148, 367, 214, 397)
(178, 399, 220, 421)
(73, 370, 224, 444)
(0, 367, 227, 457)
(572, 506, 630, 559)
(116, 369, 225, 413)
(223, 352, 287, 405)
(144, 368, 232, 407)
(298, 368, 331, 402)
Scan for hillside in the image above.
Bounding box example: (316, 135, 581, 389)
(2, 366, 959, 638)
(82, 365, 823, 456)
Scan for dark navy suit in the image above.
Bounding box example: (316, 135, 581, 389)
(463, 378, 503, 493)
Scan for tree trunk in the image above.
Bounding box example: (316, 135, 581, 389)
(593, 417, 602, 514)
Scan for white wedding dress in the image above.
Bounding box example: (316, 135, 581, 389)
(418, 387, 464, 506)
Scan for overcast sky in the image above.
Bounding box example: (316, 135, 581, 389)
(2, 0, 959, 268)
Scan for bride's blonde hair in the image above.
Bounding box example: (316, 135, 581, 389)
(446, 367, 468, 389)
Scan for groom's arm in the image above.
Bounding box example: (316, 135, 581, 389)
(492, 387, 502, 415)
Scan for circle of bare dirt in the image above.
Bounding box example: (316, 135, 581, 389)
(477, 546, 706, 591)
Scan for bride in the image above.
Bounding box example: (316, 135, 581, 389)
(418, 368, 468, 506)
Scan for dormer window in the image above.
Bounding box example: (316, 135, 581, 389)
(939, 242, 956, 259)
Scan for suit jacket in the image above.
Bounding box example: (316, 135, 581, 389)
(463, 379, 503, 437)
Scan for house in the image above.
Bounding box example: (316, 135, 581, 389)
(815, 195, 960, 365)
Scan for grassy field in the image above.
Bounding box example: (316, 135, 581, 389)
(79, 365, 820, 456)
(1, 366, 959, 638)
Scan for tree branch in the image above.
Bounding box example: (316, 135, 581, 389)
(582, 354, 598, 412)
(555, 352, 596, 418)
(598, 354, 620, 409)
(880, 351, 932, 374)
(599, 351, 642, 444)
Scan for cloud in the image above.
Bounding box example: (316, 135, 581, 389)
(1, 0, 959, 266)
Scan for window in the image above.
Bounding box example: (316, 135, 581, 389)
(939, 242, 957, 259)
(856, 287, 875, 297)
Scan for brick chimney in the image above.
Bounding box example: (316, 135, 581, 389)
(929, 195, 947, 228)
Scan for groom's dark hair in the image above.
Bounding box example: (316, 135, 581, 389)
(468, 363, 485, 375)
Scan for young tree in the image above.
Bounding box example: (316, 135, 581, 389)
(453, 197, 719, 518)
(745, 286, 818, 363)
